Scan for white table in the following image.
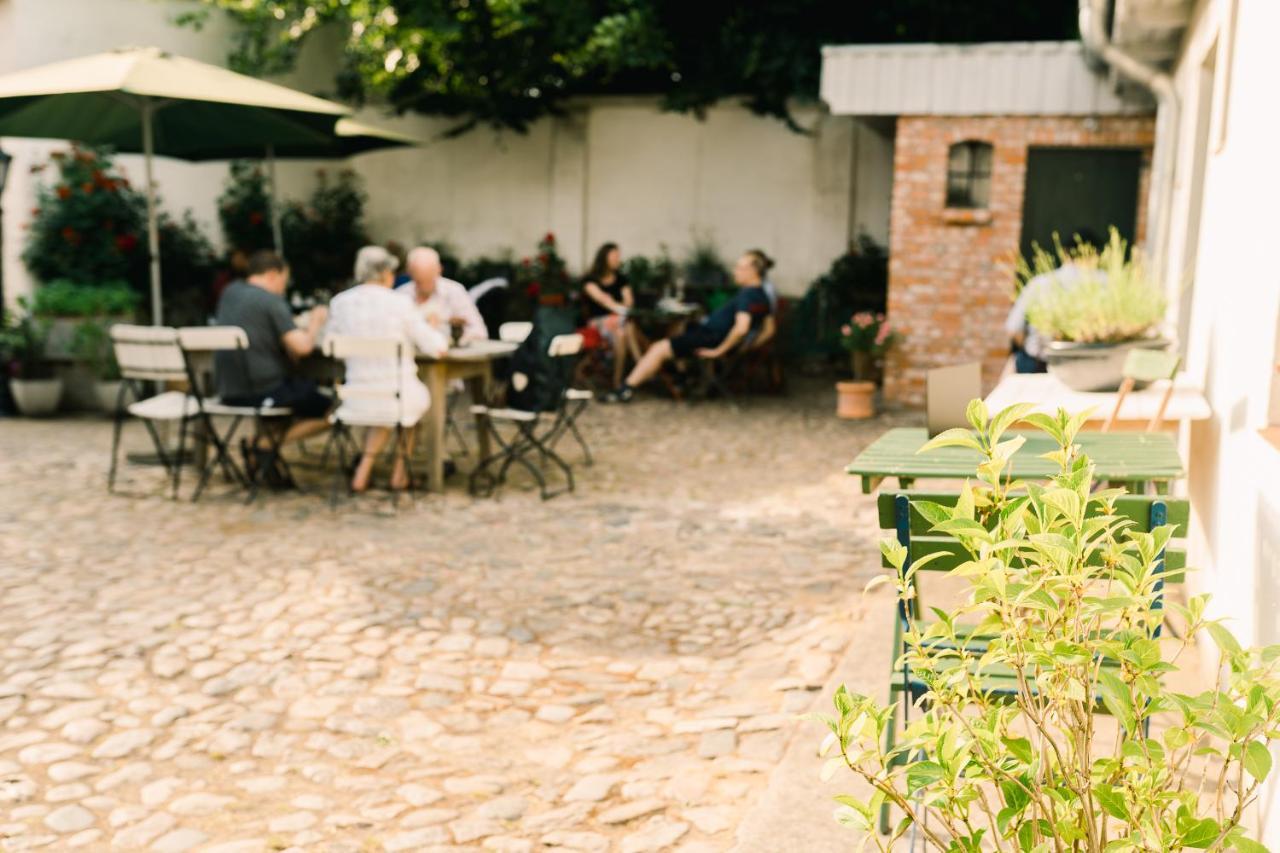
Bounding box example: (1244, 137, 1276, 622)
(984, 373, 1210, 431)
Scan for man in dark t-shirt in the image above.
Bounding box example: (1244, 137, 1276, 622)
(213, 251, 332, 459)
(603, 250, 775, 402)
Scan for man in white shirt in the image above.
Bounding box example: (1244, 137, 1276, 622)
(396, 246, 489, 343)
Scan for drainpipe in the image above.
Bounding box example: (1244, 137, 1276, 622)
(1078, 0, 1179, 292)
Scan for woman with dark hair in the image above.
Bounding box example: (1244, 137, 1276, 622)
(603, 249, 775, 403)
(581, 242, 636, 388)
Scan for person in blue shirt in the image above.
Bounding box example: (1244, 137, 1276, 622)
(603, 249, 774, 403)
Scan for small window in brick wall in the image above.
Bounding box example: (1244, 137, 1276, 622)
(945, 140, 993, 209)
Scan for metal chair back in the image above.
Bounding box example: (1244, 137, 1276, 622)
(110, 324, 186, 383)
(1103, 348, 1182, 433)
(547, 333, 584, 357)
(499, 321, 533, 343)
(323, 335, 406, 406)
(176, 325, 249, 352)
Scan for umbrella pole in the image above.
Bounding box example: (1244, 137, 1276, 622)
(266, 144, 284, 256)
(141, 100, 162, 326)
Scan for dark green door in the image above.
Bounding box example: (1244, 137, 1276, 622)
(1019, 147, 1142, 258)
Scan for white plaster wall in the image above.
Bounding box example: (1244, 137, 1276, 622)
(351, 99, 880, 295)
(849, 117, 895, 245)
(1159, 0, 1280, 843)
(584, 100, 862, 293)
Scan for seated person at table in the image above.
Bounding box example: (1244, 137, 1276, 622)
(214, 250, 331, 461)
(582, 241, 638, 388)
(329, 245, 449, 493)
(603, 249, 774, 403)
(395, 246, 488, 344)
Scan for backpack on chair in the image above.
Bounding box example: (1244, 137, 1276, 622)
(506, 307, 577, 413)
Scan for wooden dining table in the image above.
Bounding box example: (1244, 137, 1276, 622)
(416, 339, 518, 493)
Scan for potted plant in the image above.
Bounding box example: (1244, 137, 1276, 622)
(814, 402, 1280, 851)
(1020, 228, 1169, 391)
(836, 312, 898, 419)
(516, 232, 572, 309)
(681, 240, 731, 295)
(279, 168, 371, 297)
(70, 318, 125, 413)
(26, 280, 138, 410)
(31, 280, 138, 356)
(0, 307, 61, 416)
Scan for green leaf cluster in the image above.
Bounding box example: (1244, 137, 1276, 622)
(819, 402, 1280, 852)
(182, 1, 1077, 135)
(1020, 228, 1168, 345)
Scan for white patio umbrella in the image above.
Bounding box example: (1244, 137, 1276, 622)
(0, 47, 353, 324)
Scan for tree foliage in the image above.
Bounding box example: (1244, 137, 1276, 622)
(180, 0, 1078, 134)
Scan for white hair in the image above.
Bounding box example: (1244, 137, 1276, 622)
(407, 246, 441, 270)
(353, 245, 399, 283)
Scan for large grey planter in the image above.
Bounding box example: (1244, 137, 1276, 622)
(1043, 338, 1171, 392)
(42, 316, 131, 411)
(10, 378, 63, 416)
(96, 380, 130, 414)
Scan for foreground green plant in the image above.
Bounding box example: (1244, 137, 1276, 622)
(817, 401, 1280, 852)
(29, 280, 139, 319)
(1019, 228, 1166, 344)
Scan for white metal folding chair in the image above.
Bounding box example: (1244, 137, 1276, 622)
(470, 332, 583, 500)
(107, 324, 201, 498)
(321, 335, 422, 508)
(177, 326, 295, 502)
(544, 335, 594, 465)
(498, 321, 533, 343)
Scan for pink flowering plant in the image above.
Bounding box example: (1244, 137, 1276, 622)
(840, 312, 899, 355)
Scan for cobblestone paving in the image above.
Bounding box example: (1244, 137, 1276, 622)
(0, 385, 902, 852)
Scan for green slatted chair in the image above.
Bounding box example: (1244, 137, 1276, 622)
(876, 490, 1188, 834)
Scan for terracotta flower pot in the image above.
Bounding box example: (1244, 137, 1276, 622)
(836, 380, 876, 419)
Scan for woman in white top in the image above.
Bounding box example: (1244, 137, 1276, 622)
(327, 246, 449, 492)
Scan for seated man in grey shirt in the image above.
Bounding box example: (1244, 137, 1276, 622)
(214, 250, 331, 471)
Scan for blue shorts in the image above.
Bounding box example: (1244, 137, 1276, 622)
(669, 325, 724, 359)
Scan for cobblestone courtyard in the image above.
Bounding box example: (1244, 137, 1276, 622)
(0, 385, 901, 852)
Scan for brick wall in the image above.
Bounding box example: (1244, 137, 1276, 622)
(883, 115, 1155, 405)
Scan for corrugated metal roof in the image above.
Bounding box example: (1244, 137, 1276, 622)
(820, 41, 1154, 116)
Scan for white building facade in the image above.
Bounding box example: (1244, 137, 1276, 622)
(1110, 0, 1280, 841)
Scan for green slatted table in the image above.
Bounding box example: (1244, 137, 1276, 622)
(847, 427, 1184, 494)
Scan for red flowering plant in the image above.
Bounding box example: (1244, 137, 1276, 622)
(23, 145, 148, 287)
(217, 160, 275, 252)
(22, 146, 218, 324)
(514, 232, 572, 302)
